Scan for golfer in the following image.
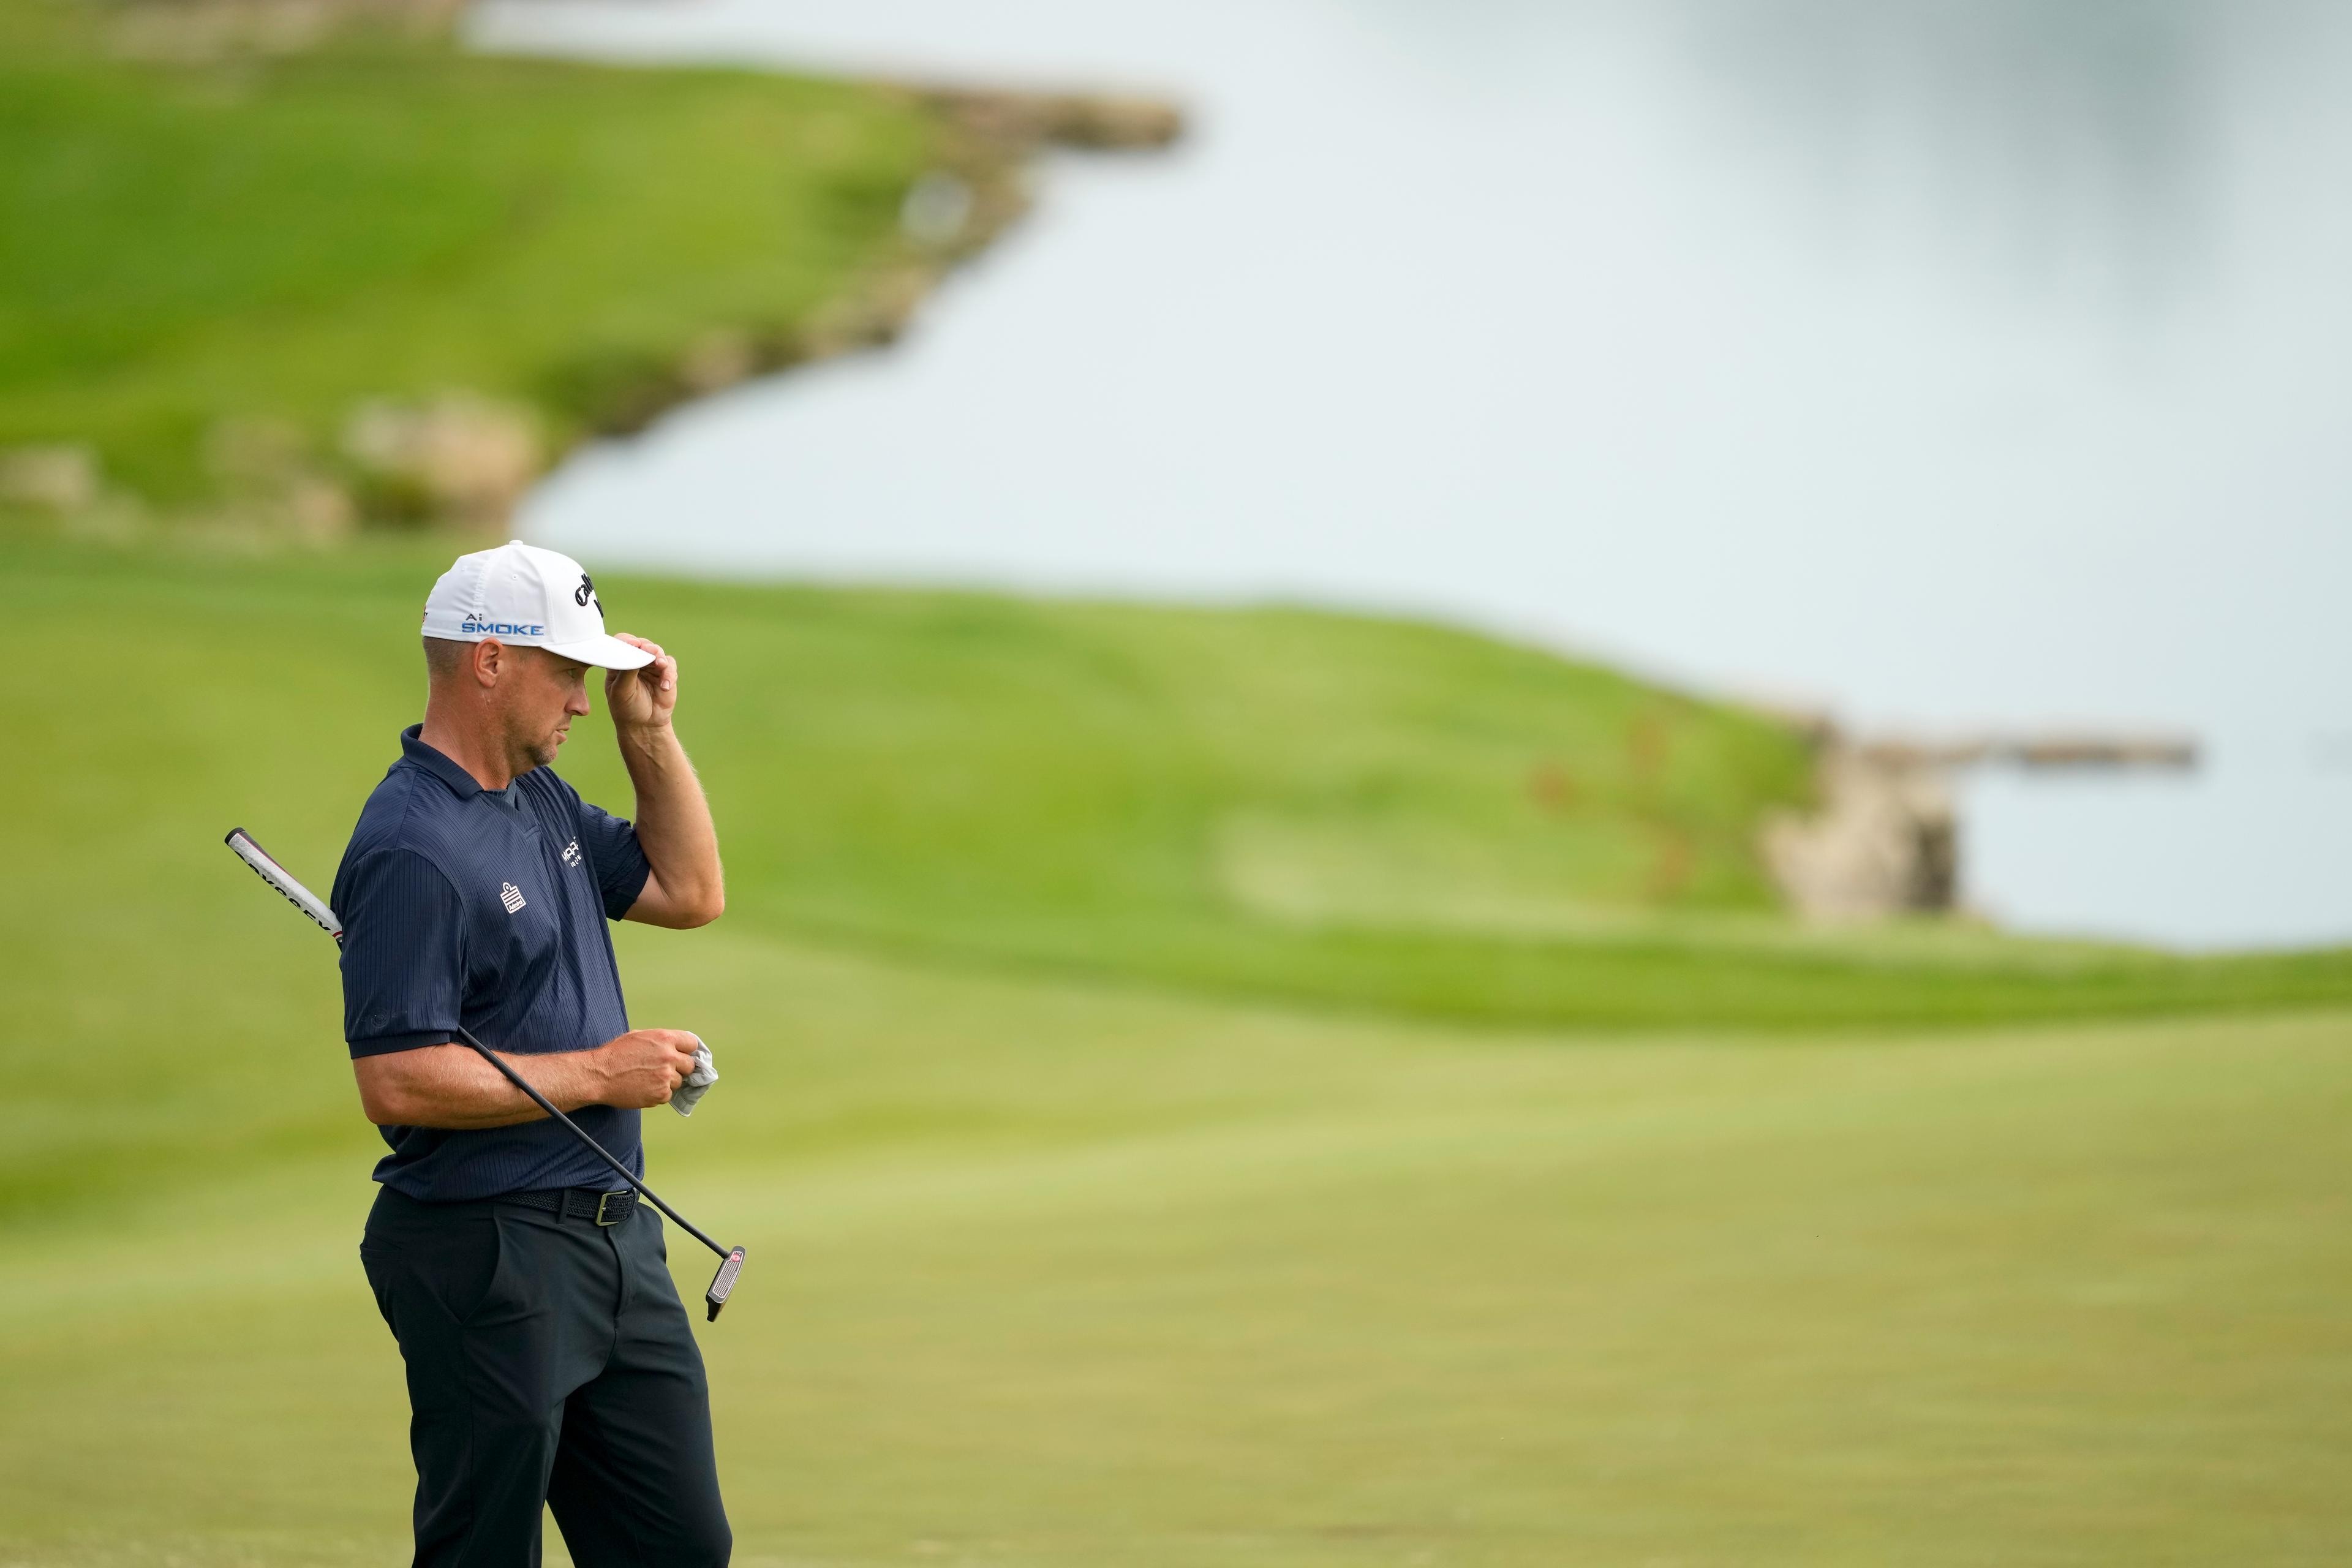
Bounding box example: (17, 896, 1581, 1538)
(331, 541, 731, 1567)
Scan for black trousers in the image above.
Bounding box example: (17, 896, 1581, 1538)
(361, 1186, 732, 1568)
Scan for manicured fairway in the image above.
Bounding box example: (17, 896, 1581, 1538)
(2, 925, 2347, 1565)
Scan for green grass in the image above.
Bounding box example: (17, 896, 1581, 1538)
(2, 933, 2347, 1565)
(0, 0, 956, 507)
(4, 535, 2350, 1564)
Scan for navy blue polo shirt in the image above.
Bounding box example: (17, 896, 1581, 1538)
(332, 726, 653, 1200)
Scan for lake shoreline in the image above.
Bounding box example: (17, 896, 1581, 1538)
(0, 0, 1179, 537)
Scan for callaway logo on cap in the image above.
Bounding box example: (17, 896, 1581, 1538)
(420, 542, 653, 671)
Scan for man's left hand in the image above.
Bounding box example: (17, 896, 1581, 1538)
(605, 635, 677, 731)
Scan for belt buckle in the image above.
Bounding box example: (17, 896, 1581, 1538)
(594, 1189, 630, 1226)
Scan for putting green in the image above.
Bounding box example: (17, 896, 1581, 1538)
(2, 927, 2348, 1564)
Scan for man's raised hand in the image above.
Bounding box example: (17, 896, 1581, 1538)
(605, 633, 677, 731)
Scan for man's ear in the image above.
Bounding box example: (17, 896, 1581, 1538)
(472, 638, 505, 687)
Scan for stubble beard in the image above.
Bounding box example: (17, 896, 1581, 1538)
(489, 647, 575, 778)
(496, 704, 564, 777)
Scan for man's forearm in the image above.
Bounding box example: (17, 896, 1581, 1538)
(354, 1042, 608, 1130)
(617, 720, 723, 925)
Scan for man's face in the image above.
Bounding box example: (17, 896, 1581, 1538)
(494, 644, 594, 773)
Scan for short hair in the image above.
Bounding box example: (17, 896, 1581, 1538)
(423, 636, 472, 684)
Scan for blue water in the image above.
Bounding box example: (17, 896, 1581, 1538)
(483, 0, 2352, 950)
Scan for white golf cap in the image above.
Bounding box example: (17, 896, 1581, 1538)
(420, 541, 653, 671)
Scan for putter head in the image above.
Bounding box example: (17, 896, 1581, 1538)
(705, 1246, 745, 1321)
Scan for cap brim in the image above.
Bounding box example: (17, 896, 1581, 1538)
(546, 635, 655, 671)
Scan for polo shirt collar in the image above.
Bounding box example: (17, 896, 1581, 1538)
(400, 725, 491, 801)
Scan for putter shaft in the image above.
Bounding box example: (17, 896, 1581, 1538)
(448, 1023, 729, 1261)
(451, 1022, 747, 1321)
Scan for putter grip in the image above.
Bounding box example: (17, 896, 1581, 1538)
(226, 828, 344, 942)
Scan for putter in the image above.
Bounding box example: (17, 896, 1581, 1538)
(225, 827, 747, 1321)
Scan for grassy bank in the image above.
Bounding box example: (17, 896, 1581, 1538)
(6, 536, 2351, 1562)
(7, 533, 2352, 1228)
(0, 0, 982, 516)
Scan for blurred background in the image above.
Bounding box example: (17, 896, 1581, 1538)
(489, 0, 2352, 951)
(3, 1, 2348, 1564)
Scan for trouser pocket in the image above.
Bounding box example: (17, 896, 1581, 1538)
(361, 1191, 509, 1333)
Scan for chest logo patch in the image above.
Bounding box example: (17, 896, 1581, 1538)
(561, 839, 583, 869)
(499, 881, 527, 914)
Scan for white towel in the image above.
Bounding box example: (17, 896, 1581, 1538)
(672, 1038, 718, 1118)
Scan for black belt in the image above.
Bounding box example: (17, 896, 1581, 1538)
(502, 1186, 639, 1226)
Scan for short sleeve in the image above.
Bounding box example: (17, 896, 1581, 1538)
(578, 799, 652, 921)
(339, 848, 467, 1058)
